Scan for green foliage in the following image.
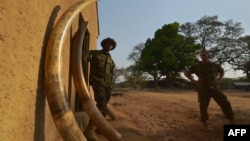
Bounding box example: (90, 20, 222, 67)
(126, 15, 250, 88)
(221, 78, 234, 89)
(140, 22, 201, 86)
(243, 61, 250, 80)
(235, 76, 249, 82)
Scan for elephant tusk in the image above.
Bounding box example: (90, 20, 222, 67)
(71, 18, 122, 141)
(44, 0, 97, 141)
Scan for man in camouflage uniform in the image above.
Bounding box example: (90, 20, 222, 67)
(84, 37, 116, 140)
(87, 37, 116, 117)
(184, 50, 235, 131)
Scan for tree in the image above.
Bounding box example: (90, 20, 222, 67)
(113, 67, 126, 87)
(240, 35, 250, 80)
(127, 43, 144, 63)
(243, 61, 250, 80)
(180, 15, 247, 67)
(127, 43, 147, 89)
(121, 65, 147, 89)
(140, 38, 163, 88)
(140, 22, 201, 88)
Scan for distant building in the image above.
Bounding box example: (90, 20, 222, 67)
(232, 82, 250, 90)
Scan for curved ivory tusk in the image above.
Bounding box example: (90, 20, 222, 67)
(44, 0, 97, 141)
(71, 19, 122, 141)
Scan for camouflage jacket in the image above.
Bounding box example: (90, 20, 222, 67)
(85, 50, 115, 87)
(189, 61, 223, 88)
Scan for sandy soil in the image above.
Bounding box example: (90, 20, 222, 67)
(98, 89, 250, 141)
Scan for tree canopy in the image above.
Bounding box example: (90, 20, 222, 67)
(124, 15, 250, 88)
(180, 15, 248, 67)
(140, 22, 201, 86)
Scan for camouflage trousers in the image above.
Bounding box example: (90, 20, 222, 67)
(197, 88, 235, 122)
(91, 83, 112, 117)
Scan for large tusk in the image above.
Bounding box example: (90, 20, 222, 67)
(71, 18, 122, 141)
(44, 0, 97, 141)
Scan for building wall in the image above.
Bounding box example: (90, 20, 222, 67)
(0, 0, 99, 140)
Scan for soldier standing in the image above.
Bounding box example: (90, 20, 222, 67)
(84, 37, 116, 140)
(184, 50, 235, 131)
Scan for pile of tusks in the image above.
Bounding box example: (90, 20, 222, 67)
(44, 0, 122, 140)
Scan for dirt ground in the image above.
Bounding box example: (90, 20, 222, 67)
(97, 89, 250, 141)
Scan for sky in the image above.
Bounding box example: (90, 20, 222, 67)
(96, 0, 250, 78)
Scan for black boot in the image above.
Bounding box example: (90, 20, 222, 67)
(201, 121, 213, 132)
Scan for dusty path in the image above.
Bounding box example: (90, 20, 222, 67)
(98, 89, 250, 141)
